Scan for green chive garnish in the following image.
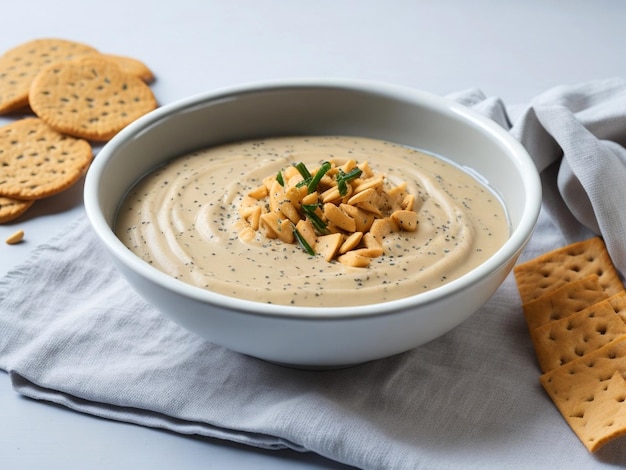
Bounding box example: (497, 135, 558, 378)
(276, 169, 284, 187)
(336, 167, 363, 196)
(294, 162, 312, 180)
(307, 161, 331, 194)
(301, 203, 328, 234)
(293, 227, 315, 256)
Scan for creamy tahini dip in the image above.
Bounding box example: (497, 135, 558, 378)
(115, 136, 509, 307)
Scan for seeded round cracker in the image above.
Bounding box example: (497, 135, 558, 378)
(0, 196, 34, 223)
(0, 38, 98, 114)
(101, 54, 155, 83)
(29, 56, 158, 141)
(0, 117, 92, 200)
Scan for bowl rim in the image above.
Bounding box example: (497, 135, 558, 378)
(84, 78, 542, 320)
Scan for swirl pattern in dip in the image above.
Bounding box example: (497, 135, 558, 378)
(115, 136, 509, 307)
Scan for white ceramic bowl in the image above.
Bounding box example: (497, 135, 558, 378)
(84, 79, 541, 368)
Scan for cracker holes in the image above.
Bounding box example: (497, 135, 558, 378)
(570, 410, 585, 419)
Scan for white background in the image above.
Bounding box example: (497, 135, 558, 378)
(1, 1, 626, 468)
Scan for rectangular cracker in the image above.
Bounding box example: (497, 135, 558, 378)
(540, 336, 626, 452)
(532, 298, 626, 373)
(514, 237, 624, 304)
(608, 291, 626, 324)
(521, 274, 610, 331)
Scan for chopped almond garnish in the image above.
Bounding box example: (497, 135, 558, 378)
(238, 159, 418, 266)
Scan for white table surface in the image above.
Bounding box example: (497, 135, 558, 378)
(1, 1, 626, 468)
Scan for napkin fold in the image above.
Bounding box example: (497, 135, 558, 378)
(450, 77, 626, 273)
(3, 79, 626, 469)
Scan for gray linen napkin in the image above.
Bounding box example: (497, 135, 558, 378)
(450, 77, 626, 272)
(2, 79, 626, 469)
